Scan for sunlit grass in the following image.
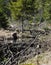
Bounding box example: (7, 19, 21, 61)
(19, 51, 51, 65)
(20, 63, 36, 65)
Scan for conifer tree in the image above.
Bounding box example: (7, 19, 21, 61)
(0, 12, 9, 29)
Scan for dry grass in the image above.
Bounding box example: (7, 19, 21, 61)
(19, 51, 51, 65)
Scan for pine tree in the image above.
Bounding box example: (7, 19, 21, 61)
(0, 12, 9, 29)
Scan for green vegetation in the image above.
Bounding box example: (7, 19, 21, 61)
(0, 0, 51, 28)
(0, 11, 9, 29)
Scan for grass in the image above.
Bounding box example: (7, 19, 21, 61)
(19, 52, 50, 65)
(20, 63, 36, 65)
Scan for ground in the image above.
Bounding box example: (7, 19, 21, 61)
(19, 51, 51, 65)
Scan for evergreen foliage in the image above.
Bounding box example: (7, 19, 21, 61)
(0, 12, 9, 29)
(0, 0, 51, 28)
